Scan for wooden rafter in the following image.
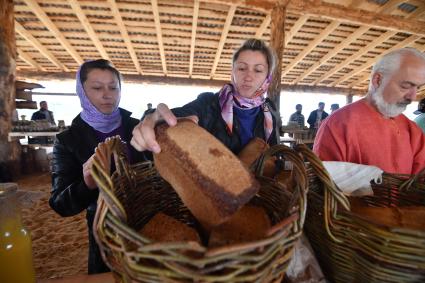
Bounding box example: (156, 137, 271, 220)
(15, 21, 69, 72)
(281, 20, 340, 77)
(22, 0, 83, 65)
(17, 69, 366, 96)
(209, 0, 425, 36)
(348, 1, 364, 9)
(17, 47, 45, 71)
(407, 5, 425, 18)
(344, 35, 421, 88)
(377, 0, 401, 14)
(285, 14, 308, 45)
(151, 0, 167, 75)
(210, 4, 237, 78)
(293, 25, 370, 84)
(255, 13, 271, 38)
(107, 0, 143, 74)
(68, 0, 110, 61)
(312, 30, 397, 85)
(189, 0, 200, 77)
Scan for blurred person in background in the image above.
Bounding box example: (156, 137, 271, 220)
(413, 98, 425, 134)
(31, 100, 56, 125)
(289, 104, 305, 128)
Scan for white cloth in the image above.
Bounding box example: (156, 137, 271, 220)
(322, 161, 383, 196)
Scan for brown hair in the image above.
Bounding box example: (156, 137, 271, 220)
(232, 38, 276, 75)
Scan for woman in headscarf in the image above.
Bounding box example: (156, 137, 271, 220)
(131, 38, 281, 154)
(49, 59, 147, 274)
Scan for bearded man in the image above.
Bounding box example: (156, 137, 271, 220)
(313, 48, 425, 174)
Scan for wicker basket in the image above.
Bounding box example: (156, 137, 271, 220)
(295, 144, 425, 283)
(90, 136, 308, 283)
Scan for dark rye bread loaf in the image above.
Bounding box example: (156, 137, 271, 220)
(139, 212, 201, 243)
(154, 119, 260, 229)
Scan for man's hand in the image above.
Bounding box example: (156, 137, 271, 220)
(130, 103, 198, 153)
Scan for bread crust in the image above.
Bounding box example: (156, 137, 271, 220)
(154, 119, 259, 229)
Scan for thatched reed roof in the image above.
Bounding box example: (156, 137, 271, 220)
(13, 0, 425, 96)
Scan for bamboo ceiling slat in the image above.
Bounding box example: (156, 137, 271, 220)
(13, 0, 425, 97)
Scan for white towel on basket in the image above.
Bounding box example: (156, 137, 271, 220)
(322, 161, 384, 196)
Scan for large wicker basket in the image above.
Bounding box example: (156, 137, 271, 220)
(90, 136, 308, 283)
(295, 144, 425, 283)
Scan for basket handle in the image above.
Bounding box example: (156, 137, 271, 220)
(91, 135, 131, 222)
(294, 144, 350, 243)
(253, 144, 308, 228)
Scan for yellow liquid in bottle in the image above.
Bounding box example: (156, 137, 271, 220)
(0, 219, 36, 283)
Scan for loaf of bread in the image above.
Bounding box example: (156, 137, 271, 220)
(208, 205, 271, 248)
(350, 201, 425, 230)
(238, 137, 275, 177)
(154, 119, 260, 229)
(139, 212, 201, 243)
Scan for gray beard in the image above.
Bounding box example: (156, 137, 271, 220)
(370, 88, 407, 118)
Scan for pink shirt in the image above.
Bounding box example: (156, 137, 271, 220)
(313, 99, 425, 174)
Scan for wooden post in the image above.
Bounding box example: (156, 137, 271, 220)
(346, 93, 353, 104)
(268, 2, 287, 116)
(0, 0, 19, 180)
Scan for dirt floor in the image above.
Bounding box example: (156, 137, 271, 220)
(17, 172, 88, 280)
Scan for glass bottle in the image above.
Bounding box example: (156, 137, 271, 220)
(0, 183, 36, 283)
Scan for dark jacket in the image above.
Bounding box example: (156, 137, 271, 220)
(49, 108, 146, 274)
(307, 109, 329, 129)
(31, 109, 55, 124)
(172, 92, 281, 154)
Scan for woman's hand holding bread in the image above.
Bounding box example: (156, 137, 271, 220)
(131, 103, 198, 153)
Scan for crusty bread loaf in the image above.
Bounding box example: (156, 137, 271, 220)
(208, 205, 271, 248)
(154, 119, 260, 230)
(139, 212, 201, 243)
(238, 137, 275, 177)
(154, 119, 260, 229)
(350, 202, 425, 230)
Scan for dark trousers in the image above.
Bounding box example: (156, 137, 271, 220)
(86, 209, 110, 274)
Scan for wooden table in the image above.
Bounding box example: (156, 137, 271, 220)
(280, 136, 314, 146)
(8, 131, 60, 142)
(39, 272, 114, 283)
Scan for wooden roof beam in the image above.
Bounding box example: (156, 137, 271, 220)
(281, 20, 340, 77)
(255, 13, 271, 38)
(17, 47, 46, 71)
(207, 0, 425, 36)
(377, 0, 401, 14)
(293, 25, 369, 84)
(189, 0, 200, 77)
(407, 5, 425, 19)
(151, 0, 167, 75)
(15, 21, 69, 72)
(107, 0, 143, 74)
(16, 69, 366, 96)
(312, 30, 396, 85)
(348, 1, 364, 9)
(344, 35, 421, 88)
(210, 4, 237, 79)
(285, 14, 309, 45)
(68, 0, 110, 61)
(22, 0, 83, 65)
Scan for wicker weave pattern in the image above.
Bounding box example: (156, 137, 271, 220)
(296, 144, 425, 283)
(90, 137, 308, 282)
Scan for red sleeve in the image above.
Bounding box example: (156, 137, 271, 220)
(410, 123, 425, 174)
(313, 120, 346, 162)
